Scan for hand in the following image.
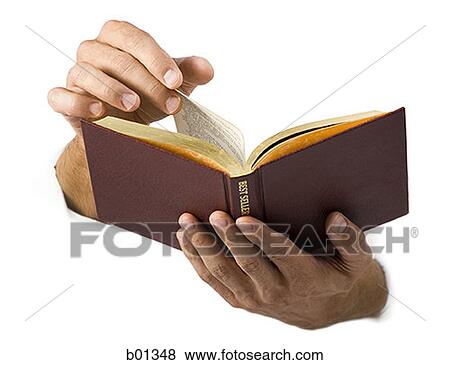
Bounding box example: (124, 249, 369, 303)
(48, 20, 214, 135)
(177, 211, 388, 329)
(50, 20, 214, 217)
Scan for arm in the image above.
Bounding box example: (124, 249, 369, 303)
(51, 20, 387, 329)
(55, 136, 97, 219)
(177, 211, 388, 329)
(49, 20, 214, 216)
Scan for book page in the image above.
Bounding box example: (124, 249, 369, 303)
(174, 91, 246, 166)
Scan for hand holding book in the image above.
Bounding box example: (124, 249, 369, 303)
(177, 210, 388, 329)
(49, 20, 403, 329)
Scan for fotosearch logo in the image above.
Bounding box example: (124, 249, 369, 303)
(69, 222, 418, 258)
(70, 223, 166, 257)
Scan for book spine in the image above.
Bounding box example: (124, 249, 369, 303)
(225, 170, 265, 221)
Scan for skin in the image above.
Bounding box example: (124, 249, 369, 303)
(50, 20, 388, 329)
(178, 212, 387, 329)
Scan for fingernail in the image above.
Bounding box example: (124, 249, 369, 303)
(210, 214, 228, 228)
(165, 96, 180, 114)
(179, 214, 194, 229)
(163, 69, 180, 88)
(121, 93, 137, 110)
(89, 102, 103, 117)
(331, 213, 347, 233)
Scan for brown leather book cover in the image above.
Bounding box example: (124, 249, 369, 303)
(81, 107, 408, 251)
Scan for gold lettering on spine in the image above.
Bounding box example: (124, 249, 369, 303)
(238, 180, 250, 215)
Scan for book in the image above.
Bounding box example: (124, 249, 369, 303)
(81, 92, 408, 251)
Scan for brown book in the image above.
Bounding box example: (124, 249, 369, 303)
(81, 92, 408, 251)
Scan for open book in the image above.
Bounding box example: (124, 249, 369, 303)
(82, 92, 408, 250)
(95, 92, 388, 177)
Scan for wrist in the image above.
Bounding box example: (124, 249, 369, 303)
(56, 135, 97, 219)
(340, 260, 388, 322)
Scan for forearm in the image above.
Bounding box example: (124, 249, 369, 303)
(55, 136, 97, 219)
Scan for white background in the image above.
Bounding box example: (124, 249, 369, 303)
(1, 0, 449, 363)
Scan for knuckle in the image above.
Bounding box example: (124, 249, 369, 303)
(197, 270, 214, 284)
(190, 231, 212, 248)
(240, 259, 260, 274)
(65, 95, 80, 116)
(118, 20, 135, 31)
(100, 83, 118, 102)
(68, 63, 88, 85)
(260, 287, 280, 304)
(125, 25, 153, 50)
(223, 294, 241, 309)
(101, 19, 122, 34)
(239, 293, 259, 309)
(67, 66, 81, 85)
(146, 52, 172, 79)
(227, 299, 240, 309)
(210, 264, 230, 281)
(128, 32, 148, 53)
(148, 81, 168, 102)
(76, 39, 95, 60)
(112, 52, 138, 76)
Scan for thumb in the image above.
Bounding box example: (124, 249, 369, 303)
(174, 56, 214, 95)
(325, 212, 373, 273)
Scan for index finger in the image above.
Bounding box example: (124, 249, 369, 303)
(97, 20, 182, 89)
(209, 211, 283, 290)
(178, 213, 254, 296)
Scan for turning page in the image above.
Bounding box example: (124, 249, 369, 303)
(174, 91, 246, 165)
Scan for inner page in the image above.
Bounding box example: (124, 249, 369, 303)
(174, 91, 246, 165)
(247, 110, 385, 167)
(94, 117, 244, 176)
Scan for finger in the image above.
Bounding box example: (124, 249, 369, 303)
(325, 212, 373, 273)
(235, 216, 301, 259)
(178, 213, 255, 297)
(175, 56, 214, 95)
(67, 62, 140, 113)
(77, 40, 181, 116)
(67, 83, 135, 122)
(48, 87, 105, 120)
(97, 20, 182, 89)
(209, 211, 282, 291)
(177, 228, 239, 307)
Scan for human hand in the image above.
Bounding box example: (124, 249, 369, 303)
(48, 20, 214, 135)
(177, 211, 388, 329)
(50, 20, 213, 218)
